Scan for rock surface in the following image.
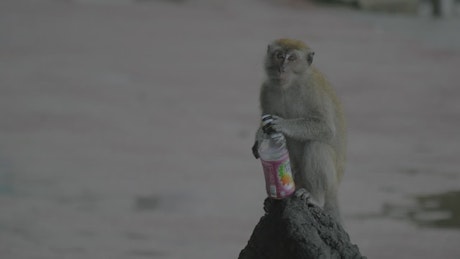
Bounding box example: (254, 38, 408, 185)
(239, 196, 365, 259)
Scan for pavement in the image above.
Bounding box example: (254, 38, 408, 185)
(1, 0, 460, 258)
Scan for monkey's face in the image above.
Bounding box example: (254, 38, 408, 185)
(265, 47, 311, 85)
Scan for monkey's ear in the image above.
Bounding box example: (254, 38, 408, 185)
(307, 51, 315, 65)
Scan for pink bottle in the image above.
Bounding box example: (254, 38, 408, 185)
(258, 115, 295, 199)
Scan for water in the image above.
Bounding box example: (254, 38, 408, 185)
(357, 190, 460, 229)
(384, 191, 460, 229)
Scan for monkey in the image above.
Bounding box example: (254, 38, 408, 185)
(252, 38, 346, 221)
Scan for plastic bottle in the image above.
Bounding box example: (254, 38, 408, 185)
(258, 115, 295, 199)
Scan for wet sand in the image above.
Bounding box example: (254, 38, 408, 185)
(1, 0, 460, 258)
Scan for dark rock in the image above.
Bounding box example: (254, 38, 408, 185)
(239, 195, 366, 259)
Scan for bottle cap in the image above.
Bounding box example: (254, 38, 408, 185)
(261, 114, 275, 134)
(261, 114, 273, 125)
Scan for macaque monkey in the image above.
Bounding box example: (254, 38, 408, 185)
(252, 38, 346, 220)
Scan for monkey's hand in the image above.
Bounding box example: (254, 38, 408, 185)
(252, 140, 260, 159)
(270, 115, 287, 134)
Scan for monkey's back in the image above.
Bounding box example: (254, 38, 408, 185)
(311, 67, 347, 181)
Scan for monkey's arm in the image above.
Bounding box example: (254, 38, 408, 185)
(271, 115, 334, 142)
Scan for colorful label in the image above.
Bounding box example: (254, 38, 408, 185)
(261, 153, 295, 199)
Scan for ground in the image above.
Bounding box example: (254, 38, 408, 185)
(0, 0, 460, 258)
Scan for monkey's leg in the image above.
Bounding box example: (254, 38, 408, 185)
(324, 193, 341, 222)
(307, 142, 342, 221)
(299, 142, 338, 208)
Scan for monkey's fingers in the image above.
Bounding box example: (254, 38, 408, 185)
(295, 188, 311, 202)
(270, 116, 285, 133)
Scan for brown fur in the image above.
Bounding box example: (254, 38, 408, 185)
(254, 38, 346, 220)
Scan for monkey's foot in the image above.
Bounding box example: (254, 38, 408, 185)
(295, 188, 311, 201)
(294, 188, 321, 207)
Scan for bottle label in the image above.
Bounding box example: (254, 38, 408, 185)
(261, 153, 295, 199)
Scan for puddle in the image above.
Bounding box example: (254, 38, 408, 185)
(382, 191, 460, 229)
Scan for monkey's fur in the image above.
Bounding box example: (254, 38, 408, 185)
(253, 39, 346, 220)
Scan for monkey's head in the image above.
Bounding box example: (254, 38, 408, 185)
(264, 38, 315, 85)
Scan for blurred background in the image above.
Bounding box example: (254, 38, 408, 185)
(1, 0, 459, 258)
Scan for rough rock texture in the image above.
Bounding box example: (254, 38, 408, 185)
(239, 196, 366, 259)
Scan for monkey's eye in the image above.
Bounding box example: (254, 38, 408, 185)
(275, 51, 284, 60)
(288, 54, 297, 62)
